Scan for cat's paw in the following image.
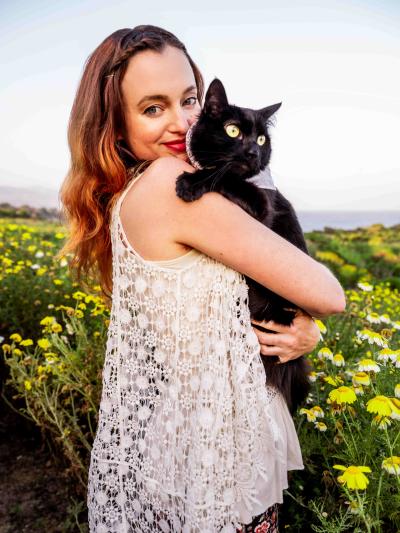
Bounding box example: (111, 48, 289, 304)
(176, 177, 204, 202)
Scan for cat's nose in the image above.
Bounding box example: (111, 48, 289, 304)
(246, 149, 258, 159)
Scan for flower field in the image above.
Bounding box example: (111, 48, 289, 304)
(1, 218, 399, 532)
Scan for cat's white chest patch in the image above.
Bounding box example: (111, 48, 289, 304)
(247, 166, 276, 190)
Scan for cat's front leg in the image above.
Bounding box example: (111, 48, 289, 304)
(176, 169, 215, 202)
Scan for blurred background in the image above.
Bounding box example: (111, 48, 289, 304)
(1, 0, 399, 229)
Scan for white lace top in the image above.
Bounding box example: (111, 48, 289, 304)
(87, 173, 304, 533)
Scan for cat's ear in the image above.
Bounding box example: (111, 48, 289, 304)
(258, 102, 282, 122)
(204, 78, 229, 118)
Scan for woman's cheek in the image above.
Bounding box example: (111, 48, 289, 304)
(188, 105, 201, 125)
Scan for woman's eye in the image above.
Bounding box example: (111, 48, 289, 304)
(144, 105, 162, 116)
(184, 96, 197, 106)
(257, 135, 266, 146)
(225, 124, 240, 138)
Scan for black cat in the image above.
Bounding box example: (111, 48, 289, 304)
(176, 78, 311, 414)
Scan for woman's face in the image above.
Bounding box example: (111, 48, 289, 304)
(121, 45, 201, 163)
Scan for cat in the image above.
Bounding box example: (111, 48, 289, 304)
(175, 78, 311, 414)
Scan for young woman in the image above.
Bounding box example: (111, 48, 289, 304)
(59, 25, 345, 533)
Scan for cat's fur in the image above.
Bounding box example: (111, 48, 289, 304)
(176, 78, 311, 413)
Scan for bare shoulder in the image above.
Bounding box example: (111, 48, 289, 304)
(122, 156, 193, 215)
(142, 156, 194, 187)
(135, 155, 198, 213)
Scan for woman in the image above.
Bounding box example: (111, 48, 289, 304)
(59, 25, 345, 533)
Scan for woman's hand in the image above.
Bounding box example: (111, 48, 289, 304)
(251, 310, 320, 364)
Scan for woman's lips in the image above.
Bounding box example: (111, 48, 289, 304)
(164, 140, 186, 153)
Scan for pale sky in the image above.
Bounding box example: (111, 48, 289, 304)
(1, 0, 399, 210)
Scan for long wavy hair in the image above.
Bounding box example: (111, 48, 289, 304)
(56, 25, 205, 302)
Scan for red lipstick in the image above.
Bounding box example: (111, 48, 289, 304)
(163, 138, 186, 153)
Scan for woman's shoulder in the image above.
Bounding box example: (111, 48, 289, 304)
(141, 156, 194, 188)
(128, 156, 195, 213)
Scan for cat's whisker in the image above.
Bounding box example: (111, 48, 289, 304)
(209, 163, 231, 191)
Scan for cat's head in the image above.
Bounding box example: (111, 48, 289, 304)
(187, 78, 281, 178)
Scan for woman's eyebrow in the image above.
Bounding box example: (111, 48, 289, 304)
(137, 85, 197, 107)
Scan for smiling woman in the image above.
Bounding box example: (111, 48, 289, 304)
(57, 23, 342, 533)
(120, 46, 201, 160)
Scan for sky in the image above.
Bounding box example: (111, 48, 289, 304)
(1, 0, 399, 211)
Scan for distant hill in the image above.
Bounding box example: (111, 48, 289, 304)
(0, 185, 60, 209)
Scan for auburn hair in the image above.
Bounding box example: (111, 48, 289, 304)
(56, 25, 205, 304)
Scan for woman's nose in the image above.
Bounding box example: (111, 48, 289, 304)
(169, 107, 190, 132)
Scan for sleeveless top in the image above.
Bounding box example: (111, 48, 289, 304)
(87, 172, 304, 533)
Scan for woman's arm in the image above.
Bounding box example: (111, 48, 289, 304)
(146, 157, 346, 318)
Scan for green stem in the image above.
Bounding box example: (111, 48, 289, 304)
(375, 471, 384, 532)
(355, 490, 371, 533)
(343, 410, 358, 460)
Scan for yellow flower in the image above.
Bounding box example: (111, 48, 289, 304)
(24, 380, 32, 391)
(310, 406, 325, 418)
(352, 372, 371, 387)
(329, 386, 357, 405)
(9, 333, 22, 343)
(37, 338, 51, 350)
(40, 316, 56, 326)
(75, 309, 84, 319)
(382, 456, 400, 476)
(377, 348, 396, 364)
(318, 347, 333, 360)
(53, 279, 63, 285)
(2, 343, 11, 353)
(390, 398, 400, 420)
(308, 370, 317, 383)
(324, 375, 344, 387)
(51, 323, 62, 333)
(299, 408, 316, 422)
(332, 353, 345, 367)
(366, 395, 393, 417)
(314, 319, 327, 334)
(72, 291, 86, 301)
(366, 312, 381, 324)
(380, 314, 391, 324)
(356, 329, 388, 348)
(357, 358, 380, 373)
(372, 415, 392, 430)
(333, 464, 371, 490)
(20, 339, 33, 346)
(314, 422, 327, 432)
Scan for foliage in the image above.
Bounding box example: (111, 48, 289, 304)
(1, 218, 400, 530)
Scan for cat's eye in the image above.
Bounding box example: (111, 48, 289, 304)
(257, 135, 266, 146)
(225, 124, 241, 138)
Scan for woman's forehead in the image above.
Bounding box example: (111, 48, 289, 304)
(122, 45, 196, 102)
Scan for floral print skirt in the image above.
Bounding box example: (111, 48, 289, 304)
(236, 503, 279, 532)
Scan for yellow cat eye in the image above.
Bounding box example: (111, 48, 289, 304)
(225, 124, 241, 138)
(257, 135, 266, 146)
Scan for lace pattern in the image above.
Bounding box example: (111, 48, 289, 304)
(87, 176, 303, 532)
